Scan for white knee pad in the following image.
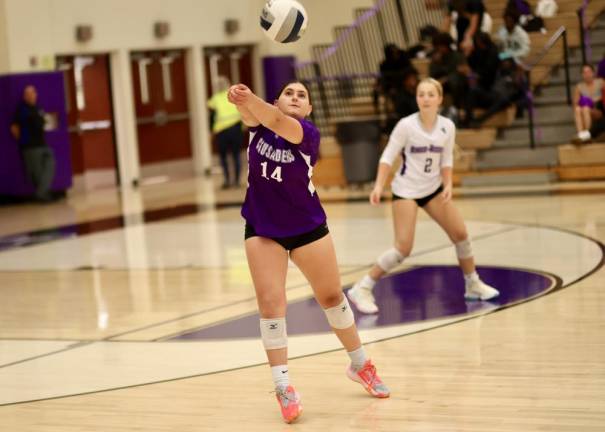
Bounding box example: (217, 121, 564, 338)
(455, 239, 473, 259)
(324, 296, 355, 329)
(259, 317, 287, 350)
(376, 247, 405, 272)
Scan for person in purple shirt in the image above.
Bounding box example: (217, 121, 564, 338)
(228, 81, 389, 423)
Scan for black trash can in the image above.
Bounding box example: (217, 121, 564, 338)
(335, 119, 381, 184)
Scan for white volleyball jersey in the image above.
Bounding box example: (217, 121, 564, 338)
(380, 113, 455, 199)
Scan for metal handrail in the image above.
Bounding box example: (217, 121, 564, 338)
(521, 26, 572, 149)
(578, 6, 588, 65)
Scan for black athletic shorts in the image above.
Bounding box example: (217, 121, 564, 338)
(244, 222, 329, 251)
(392, 184, 444, 207)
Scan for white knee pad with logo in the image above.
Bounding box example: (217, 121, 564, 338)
(259, 317, 287, 350)
(376, 247, 405, 272)
(324, 296, 355, 329)
(455, 239, 473, 259)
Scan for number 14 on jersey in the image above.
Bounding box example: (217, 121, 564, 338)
(260, 161, 283, 183)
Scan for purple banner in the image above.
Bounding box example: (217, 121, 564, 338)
(262, 56, 296, 102)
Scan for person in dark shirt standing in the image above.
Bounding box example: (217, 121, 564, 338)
(444, 0, 485, 55)
(10, 85, 56, 202)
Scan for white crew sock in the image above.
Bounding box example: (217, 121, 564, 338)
(271, 365, 290, 389)
(347, 346, 368, 371)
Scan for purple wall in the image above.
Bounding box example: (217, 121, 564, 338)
(262, 56, 296, 102)
(0, 71, 72, 196)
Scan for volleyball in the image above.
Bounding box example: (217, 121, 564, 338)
(260, 0, 308, 43)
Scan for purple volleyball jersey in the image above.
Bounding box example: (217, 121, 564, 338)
(241, 119, 327, 237)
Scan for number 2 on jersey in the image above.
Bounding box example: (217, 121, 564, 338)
(260, 161, 283, 183)
(424, 158, 433, 173)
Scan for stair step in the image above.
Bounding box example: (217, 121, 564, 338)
(558, 143, 605, 165)
(547, 67, 583, 85)
(477, 106, 517, 128)
(475, 147, 559, 169)
(454, 150, 476, 172)
(511, 105, 573, 126)
(461, 171, 557, 187)
(494, 129, 577, 148)
(535, 83, 576, 99)
(499, 123, 576, 141)
(532, 95, 569, 106)
(457, 128, 496, 150)
(493, 136, 577, 148)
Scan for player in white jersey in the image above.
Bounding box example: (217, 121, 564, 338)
(348, 78, 499, 314)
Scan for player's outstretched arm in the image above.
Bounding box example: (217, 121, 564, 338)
(229, 84, 304, 144)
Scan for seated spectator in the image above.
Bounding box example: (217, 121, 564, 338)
(588, 88, 605, 142)
(429, 32, 466, 109)
(10, 85, 56, 202)
(462, 58, 525, 127)
(378, 43, 413, 99)
(407, 25, 439, 59)
(496, 12, 531, 64)
(460, 32, 501, 126)
(385, 69, 420, 133)
(394, 70, 419, 118)
(443, 0, 486, 55)
(573, 64, 604, 142)
(468, 32, 501, 91)
(373, 43, 415, 114)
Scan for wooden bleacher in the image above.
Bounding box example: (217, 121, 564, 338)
(557, 143, 605, 180)
(457, 128, 497, 150)
(476, 106, 518, 128)
(314, 135, 346, 187)
(454, 149, 477, 172)
(313, 156, 347, 187)
(411, 58, 430, 77)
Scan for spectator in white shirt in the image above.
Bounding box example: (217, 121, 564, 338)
(496, 12, 531, 63)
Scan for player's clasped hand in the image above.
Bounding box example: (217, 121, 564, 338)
(227, 84, 252, 106)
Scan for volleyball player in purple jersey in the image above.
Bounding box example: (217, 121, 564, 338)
(227, 81, 389, 424)
(348, 77, 499, 315)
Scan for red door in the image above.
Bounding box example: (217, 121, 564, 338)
(131, 49, 192, 174)
(57, 54, 118, 188)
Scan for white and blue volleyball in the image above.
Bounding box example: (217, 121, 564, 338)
(260, 0, 308, 43)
